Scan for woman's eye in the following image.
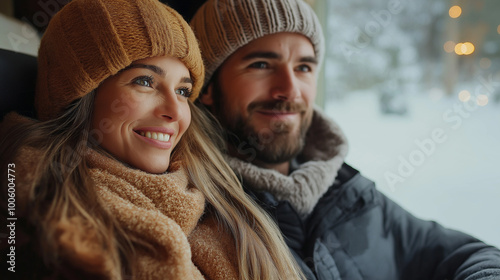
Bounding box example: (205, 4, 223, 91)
(249, 61, 269, 69)
(296, 64, 312, 72)
(132, 76, 154, 87)
(175, 87, 193, 98)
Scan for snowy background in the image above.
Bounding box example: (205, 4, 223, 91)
(322, 0, 500, 248)
(325, 91, 500, 248)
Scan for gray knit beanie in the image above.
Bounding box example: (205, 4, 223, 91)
(190, 0, 324, 87)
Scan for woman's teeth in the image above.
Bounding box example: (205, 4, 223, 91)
(139, 131, 171, 142)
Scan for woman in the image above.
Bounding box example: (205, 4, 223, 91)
(0, 0, 304, 279)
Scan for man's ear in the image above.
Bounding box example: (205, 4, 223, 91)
(199, 83, 214, 106)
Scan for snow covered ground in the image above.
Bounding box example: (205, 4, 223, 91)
(325, 90, 500, 248)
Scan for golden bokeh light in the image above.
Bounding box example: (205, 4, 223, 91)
(449, 6, 462, 18)
(463, 42, 475, 55)
(497, 25, 500, 34)
(454, 42, 475, 55)
(476, 94, 489, 106)
(444, 41, 455, 53)
(460, 43, 469, 54)
(458, 90, 471, 102)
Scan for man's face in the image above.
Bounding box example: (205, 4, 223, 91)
(202, 32, 317, 164)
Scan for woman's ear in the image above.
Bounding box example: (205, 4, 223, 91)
(199, 83, 214, 106)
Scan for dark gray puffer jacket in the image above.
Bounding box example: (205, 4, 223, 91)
(229, 109, 500, 280)
(247, 163, 500, 280)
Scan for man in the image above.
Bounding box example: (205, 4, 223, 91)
(190, 0, 500, 279)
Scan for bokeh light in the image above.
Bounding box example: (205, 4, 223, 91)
(449, 6, 462, 18)
(476, 94, 489, 106)
(458, 90, 471, 102)
(455, 42, 475, 55)
(463, 42, 475, 55)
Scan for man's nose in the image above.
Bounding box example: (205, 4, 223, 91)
(270, 67, 300, 101)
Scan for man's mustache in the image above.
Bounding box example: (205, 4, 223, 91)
(248, 101, 307, 114)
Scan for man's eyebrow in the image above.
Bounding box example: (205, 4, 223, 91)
(120, 64, 166, 76)
(242, 51, 318, 65)
(300, 56, 318, 65)
(242, 51, 281, 61)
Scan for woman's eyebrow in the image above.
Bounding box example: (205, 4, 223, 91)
(121, 64, 166, 76)
(181, 77, 193, 84)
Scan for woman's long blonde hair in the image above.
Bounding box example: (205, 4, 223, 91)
(0, 92, 305, 279)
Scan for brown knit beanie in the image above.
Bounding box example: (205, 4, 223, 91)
(36, 0, 204, 121)
(190, 0, 324, 87)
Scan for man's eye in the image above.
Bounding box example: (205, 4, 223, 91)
(296, 65, 312, 72)
(132, 76, 154, 87)
(249, 61, 269, 69)
(175, 87, 193, 98)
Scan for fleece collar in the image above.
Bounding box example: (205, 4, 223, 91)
(226, 108, 349, 217)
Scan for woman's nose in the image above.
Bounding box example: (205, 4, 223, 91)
(156, 90, 181, 121)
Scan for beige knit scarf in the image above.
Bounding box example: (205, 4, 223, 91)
(87, 150, 239, 279)
(226, 109, 349, 218)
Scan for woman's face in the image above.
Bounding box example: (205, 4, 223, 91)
(91, 56, 193, 174)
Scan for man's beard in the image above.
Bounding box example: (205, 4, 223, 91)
(210, 79, 312, 164)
